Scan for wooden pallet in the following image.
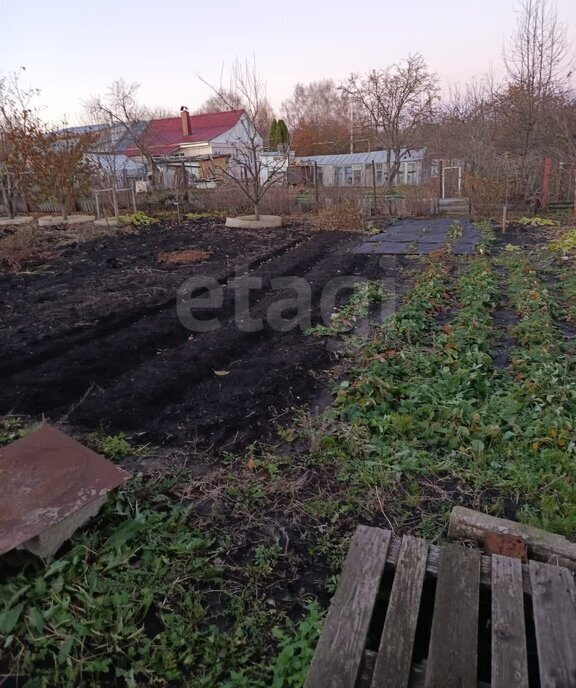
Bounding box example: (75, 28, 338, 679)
(305, 525, 576, 688)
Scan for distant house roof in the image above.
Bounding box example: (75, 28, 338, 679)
(110, 122, 149, 155)
(295, 149, 426, 166)
(55, 123, 108, 137)
(87, 153, 145, 179)
(124, 110, 245, 157)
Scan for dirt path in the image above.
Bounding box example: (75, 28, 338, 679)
(0, 221, 398, 450)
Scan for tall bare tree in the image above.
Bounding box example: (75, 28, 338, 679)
(429, 74, 508, 176)
(504, 0, 571, 99)
(501, 0, 573, 191)
(342, 54, 439, 190)
(200, 60, 287, 220)
(85, 79, 159, 182)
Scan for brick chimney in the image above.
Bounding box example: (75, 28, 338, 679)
(180, 106, 190, 137)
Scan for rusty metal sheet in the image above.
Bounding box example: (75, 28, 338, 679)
(0, 424, 130, 555)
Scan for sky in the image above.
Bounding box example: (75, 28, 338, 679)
(2, 0, 576, 125)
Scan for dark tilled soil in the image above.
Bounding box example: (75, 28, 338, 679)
(0, 220, 399, 451)
(491, 223, 556, 252)
(0, 220, 309, 374)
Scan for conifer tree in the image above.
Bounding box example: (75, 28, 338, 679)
(268, 118, 279, 150)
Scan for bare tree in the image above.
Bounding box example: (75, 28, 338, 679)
(430, 74, 506, 173)
(0, 69, 41, 218)
(194, 90, 243, 114)
(281, 79, 351, 155)
(501, 0, 573, 191)
(341, 54, 439, 190)
(85, 79, 159, 182)
(200, 60, 287, 220)
(504, 0, 571, 99)
(552, 91, 576, 162)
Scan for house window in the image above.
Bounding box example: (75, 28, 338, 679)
(406, 162, 417, 185)
(333, 166, 341, 186)
(316, 166, 324, 186)
(375, 163, 383, 185)
(345, 166, 353, 185)
(353, 167, 362, 185)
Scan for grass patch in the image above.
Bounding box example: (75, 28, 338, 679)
(0, 474, 326, 687)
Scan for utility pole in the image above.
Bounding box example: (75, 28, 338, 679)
(314, 161, 319, 212)
(349, 102, 354, 154)
(371, 159, 377, 212)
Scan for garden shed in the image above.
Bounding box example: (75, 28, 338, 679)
(294, 149, 428, 188)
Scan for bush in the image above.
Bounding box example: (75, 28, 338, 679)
(394, 183, 436, 216)
(260, 187, 300, 216)
(314, 198, 366, 231)
(0, 225, 57, 271)
(185, 184, 251, 216)
(462, 172, 505, 219)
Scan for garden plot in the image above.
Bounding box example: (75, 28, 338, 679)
(0, 219, 394, 450)
(2, 220, 576, 688)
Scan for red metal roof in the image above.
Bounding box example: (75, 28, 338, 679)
(124, 109, 244, 157)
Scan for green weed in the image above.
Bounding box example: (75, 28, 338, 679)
(0, 416, 28, 446)
(86, 431, 149, 461)
(517, 216, 559, 227)
(270, 602, 325, 688)
(549, 228, 576, 254)
(118, 211, 157, 226)
(305, 281, 388, 338)
(185, 212, 226, 220)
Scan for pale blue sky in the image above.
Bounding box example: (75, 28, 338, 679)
(2, 0, 575, 125)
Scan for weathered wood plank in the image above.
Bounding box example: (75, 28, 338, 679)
(370, 536, 428, 688)
(529, 560, 576, 688)
(305, 526, 391, 688)
(386, 538, 533, 595)
(424, 543, 481, 688)
(410, 663, 490, 688)
(491, 554, 529, 688)
(449, 506, 576, 571)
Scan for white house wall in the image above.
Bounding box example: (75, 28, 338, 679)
(210, 115, 263, 155)
(258, 153, 289, 184)
(174, 142, 213, 157)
